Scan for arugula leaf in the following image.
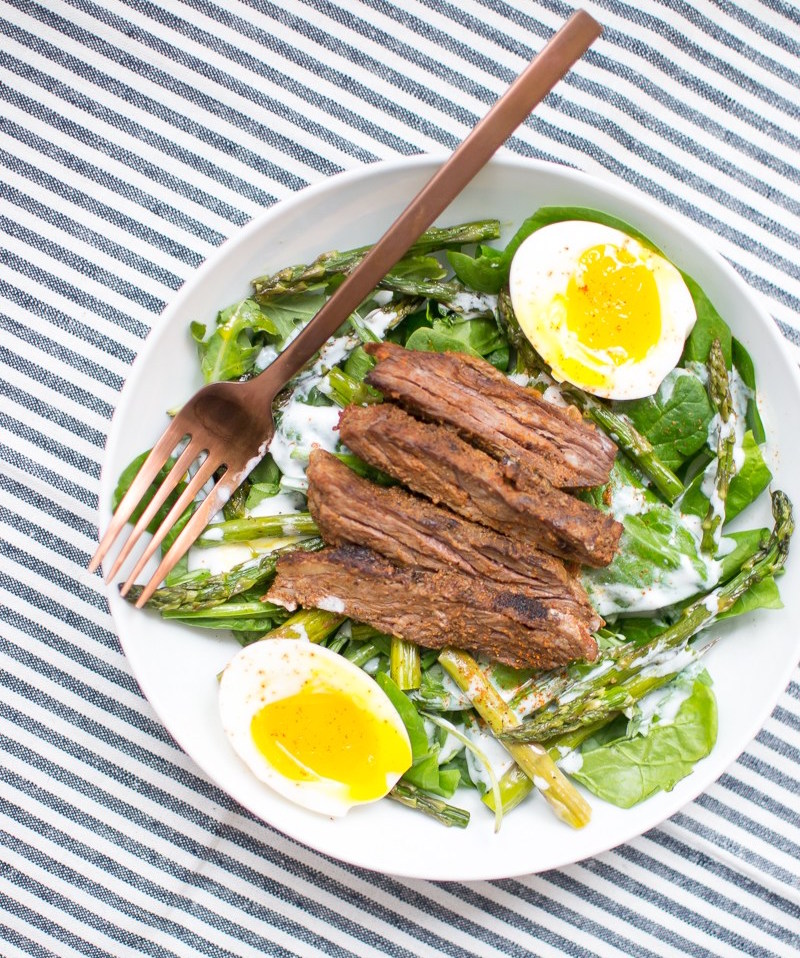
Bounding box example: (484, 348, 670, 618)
(570, 670, 718, 808)
(196, 298, 275, 383)
(404, 316, 507, 365)
(259, 291, 326, 344)
(618, 368, 714, 471)
(388, 255, 447, 282)
(680, 430, 772, 522)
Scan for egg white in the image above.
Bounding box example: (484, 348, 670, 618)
(219, 639, 412, 817)
(509, 220, 697, 400)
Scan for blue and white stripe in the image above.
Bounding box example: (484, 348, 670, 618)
(2, 0, 799, 954)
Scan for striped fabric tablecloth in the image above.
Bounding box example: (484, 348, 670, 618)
(2, 1, 799, 955)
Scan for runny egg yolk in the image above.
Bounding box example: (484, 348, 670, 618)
(509, 219, 697, 400)
(564, 243, 661, 362)
(250, 682, 410, 802)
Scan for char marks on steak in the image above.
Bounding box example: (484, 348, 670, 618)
(267, 545, 599, 670)
(364, 342, 616, 488)
(307, 449, 601, 630)
(337, 403, 622, 568)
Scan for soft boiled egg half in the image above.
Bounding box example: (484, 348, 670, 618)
(219, 639, 412, 816)
(509, 220, 697, 400)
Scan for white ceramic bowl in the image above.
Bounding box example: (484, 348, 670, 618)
(100, 156, 800, 880)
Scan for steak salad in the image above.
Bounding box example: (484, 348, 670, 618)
(116, 208, 792, 829)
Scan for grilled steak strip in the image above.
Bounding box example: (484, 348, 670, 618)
(267, 545, 599, 669)
(307, 448, 601, 629)
(364, 342, 616, 488)
(338, 404, 622, 568)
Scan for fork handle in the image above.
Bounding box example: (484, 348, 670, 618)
(254, 9, 602, 393)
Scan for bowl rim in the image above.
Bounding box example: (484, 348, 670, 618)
(100, 153, 800, 880)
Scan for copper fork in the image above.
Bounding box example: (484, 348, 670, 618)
(89, 10, 602, 607)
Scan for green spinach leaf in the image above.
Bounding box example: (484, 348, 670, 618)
(570, 670, 717, 808)
(447, 245, 505, 294)
(680, 430, 771, 523)
(731, 338, 766, 443)
(718, 576, 782, 619)
(375, 672, 428, 760)
(680, 275, 732, 367)
(618, 368, 714, 471)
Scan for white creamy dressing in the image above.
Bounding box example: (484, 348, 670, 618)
(309, 335, 353, 379)
(286, 622, 310, 642)
(188, 543, 258, 575)
(630, 657, 705, 736)
(464, 723, 515, 792)
(188, 534, 306, 575)
(558, 659, 615, 705)
(316, 595, 345, 614)
(607, 481, 649, 523)
(372, 290, 394, 307)
(716, 535, 737, 557)
(589, 552, 718, 618)
(254, 344, 279, 371)
(541, 384, 570, 408)
(556, 749, 584, 775)
(654, 367, 690, 405)
(694, 366, 752, 550)
(421, 719, 464, 766)
(702, 593, 721, 614)
(247, 492, 306, 518)
(255, 316, 305, 372)
(447, 291, 498, 317)
(437, 729, 465, 765)
(684, 359, 708, 385)
(728, 367, 753, 431)
(361, 655, 381, 675)
(636, 643, 699, 683)
(268, 396, 342, 479)
(360, 306, 398, 340)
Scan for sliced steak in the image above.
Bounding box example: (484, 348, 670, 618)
(307, 448, 601, 630)
(267, 545, 599, 669)
(364, 341, 616, 488)
(338, 403, 622, 567)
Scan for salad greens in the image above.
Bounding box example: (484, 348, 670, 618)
(569, 668, 718, 808)
(116, 208, 790, 829)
